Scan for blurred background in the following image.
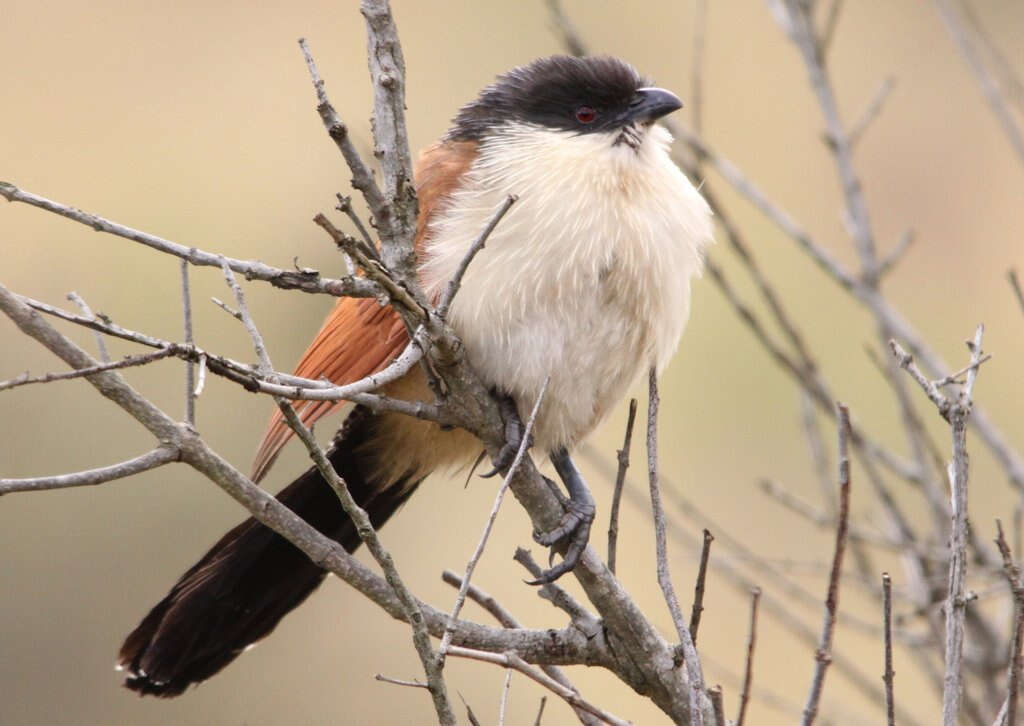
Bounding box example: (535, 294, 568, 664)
(2, 1, 1023, 723)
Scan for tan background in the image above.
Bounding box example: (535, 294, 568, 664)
(2, 1, 1023, 724)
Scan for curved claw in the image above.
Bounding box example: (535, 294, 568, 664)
(527, 499, 595, 584)
(480, 395, 533, 478)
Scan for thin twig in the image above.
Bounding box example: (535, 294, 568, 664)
(180, 259, 195, 425)
(1008, 269, 1024, 318)
(845, 76, 896, 150)
(439, 378, 549, 659)
(440, 571, 600, 726)
(608, 398, 638, 575)
(689, 529, 714, 644)
(437, 194, 517, 318)
(193, 353, 207, 397)
(690, 0, 708, 143)
(219, 259, 274, 375)
(934, 0, 1024, 169)
(877, 228, 915, 278)
(66, 291, 110, 363)
(882, 572, 896, 726)
(648, 368, 707, 724)
(801, 403, 852, 726)
(498, 669, 513, 726)
(278, 402, 456, 726)
(375, 674, 428, 689)
(0, 348, 177, 392)
(445, 647, 630, 726)
(534, 696, 548, 726)
(0, 181, 377, 299)
(0, 447, 179, 495)
(335, 193, 376, 256)
(995, 520, 1024, 726)
(736, 587, 761, 726)
(708, 685, 726, 726)
(818, 0, 843, 55)
(545, 0, 587, 56)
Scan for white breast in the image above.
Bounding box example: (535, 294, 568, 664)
(422, 123, 713, 452)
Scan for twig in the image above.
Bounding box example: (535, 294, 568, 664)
(882, 573, 896, 726)
(0, 348, 177, 392)
(818, 0, 843, 54)
(995, 520, 1024, 726)
(460, 693, 483, 726)
(219, 259, 274, 375)
(690, 0, 708, 143)
(939, 327, 985, 726)
(545, 0, 587, 56)
(0, 181, 377, 299)
(66, 291, 110, 363)
(647, 368, 707, 724)
(513, 548, 594, 626)
(437, 194, 517, 319)
(708, 685, 726, 726)
(440, 571, 600, 726)
(445, 647, 630, 726)
(689, 529, 714, 644)
(877, 228, 915, 278)
(375, 674, 428, 689)
(736, 587, 761, 726)
(335, 193, 376, 257)
(889, 339, 953, 420)
(210, 296, 241, 319)
(277, 402, 456, 726)
(608, 398, 638, 575)
(498, 669, 513, 726)
(180, 259, 195, 425)
(298, 39, 390, 249)
(801, 392, 835, 514)
(801, 403, 852, 726)
(845, 76, 896, 150)
(439, 378, 549, 659)
(934, 0, 1024, 169)
(0, 447, 178, 495)
(1009, 269, 1024, 317)
(534, 696, 548, 726)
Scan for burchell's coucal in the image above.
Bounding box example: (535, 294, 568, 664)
(118, 54, 713, 697)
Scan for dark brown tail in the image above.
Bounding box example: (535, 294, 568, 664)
(117, 407, 421, 697)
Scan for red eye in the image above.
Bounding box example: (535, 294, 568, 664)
(575, 106, 597, 124)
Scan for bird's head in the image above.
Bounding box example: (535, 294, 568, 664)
(447, 55, 682, 152)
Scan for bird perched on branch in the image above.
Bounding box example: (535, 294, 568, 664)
(119, 54, 713, 697)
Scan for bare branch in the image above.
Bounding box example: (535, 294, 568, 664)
(876, 228, 915, 278)
(437, 194, 517, 319)
(995, 521, 1024, 726)
(498, 669, 513, 726)
(375, 673, 428, 689)
(513, 548, 595, 626)
(439, 378, 548, 658)
(690, 0, 709, 142)
(845, 76, 896, 150)
(818, 0, 843, 54)
(0, 447, 178, 495)
(608, 398, 638, 575)
(66, 291, 110, 363)
(335, 193, 375, 258)
(801, 403, 852, 726)
(882, 573, 896, 726)
(545, 0, 587, 56)
(689, 529, 714, 644)
(441, 571, 601, 726)
(179, 260, 196, 426)
(534, 696, 548, 726)
(445, 647, 630, 726)
(934, 0, 1024, 169)
(1008, 269, 1024, 317)
(219, 259, 274, 376)
(0, 348, 177, 392)
(708, 685, 726, 726)
(648, 369, 707, 724)
(736, 587, 761, 726)
(0, 181, 377, 299)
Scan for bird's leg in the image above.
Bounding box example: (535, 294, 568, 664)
(480, 392, 533, 478)
(527, 447, 595, 584)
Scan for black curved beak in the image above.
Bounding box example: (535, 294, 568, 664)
(627, 87, 683, 124)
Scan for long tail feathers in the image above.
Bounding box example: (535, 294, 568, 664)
(117, 407, 420, 697)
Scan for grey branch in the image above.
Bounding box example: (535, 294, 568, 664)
(607, 398, 638, 575)
(689, 529, 714, 645)
(0, 446, 179, 495)
(437, 194, 517, 319)
(445, 646, 630, 726)
(180, 260, 196, 426)
(0, 348, 177, 392)
(0, 181, 378, 299)
(882, 573, 896, 726)
(439, 377, 548, 659)
(736, 587, 761, 726)
(67, 291, 110, 363)
(647, 369, 708, 724)
(275, 402, 456, 726)
(801, 403, 852, 726)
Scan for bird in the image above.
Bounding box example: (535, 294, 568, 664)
(117, 54, 713, 697)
